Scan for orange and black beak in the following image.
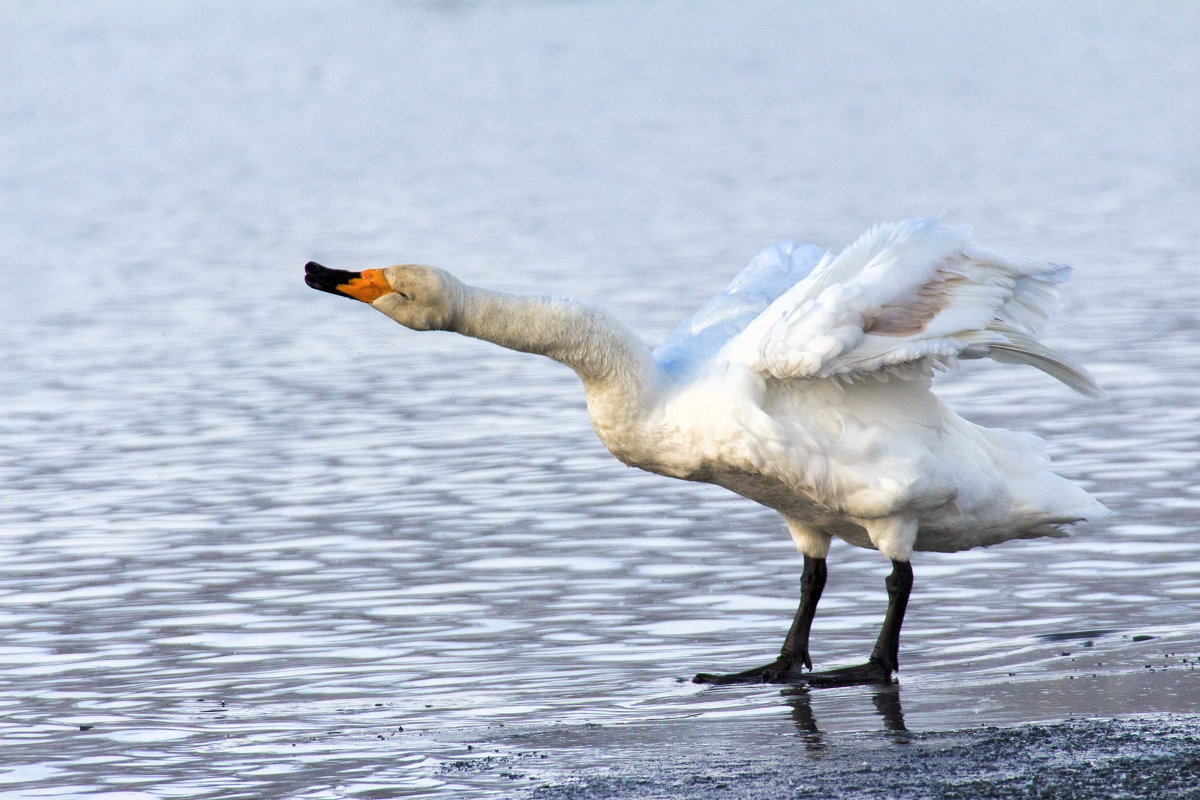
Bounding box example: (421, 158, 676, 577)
(305, 262, 393, 304)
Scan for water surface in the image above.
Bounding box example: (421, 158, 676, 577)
(2, 2, 1198, 797)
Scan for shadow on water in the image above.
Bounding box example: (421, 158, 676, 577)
(1035, 629, 1118, 644)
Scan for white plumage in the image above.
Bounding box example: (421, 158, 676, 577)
(305, 217, 1106, 685)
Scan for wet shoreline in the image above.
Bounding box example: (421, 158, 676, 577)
(438, 714, 1200, 799)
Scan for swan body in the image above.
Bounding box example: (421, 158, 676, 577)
(306, 218, 1106, 684)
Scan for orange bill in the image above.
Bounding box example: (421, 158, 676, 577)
(336, 269, 392, 303)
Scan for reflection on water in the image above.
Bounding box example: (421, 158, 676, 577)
(781, 685, 908, 751)
(3, 1, 1199, 797)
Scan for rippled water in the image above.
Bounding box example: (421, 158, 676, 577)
(3, 2, 1199, 797)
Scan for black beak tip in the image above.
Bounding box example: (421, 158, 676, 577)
(305, 261, 351, 296)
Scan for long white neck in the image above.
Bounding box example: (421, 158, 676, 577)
(449, 284, 662, 430)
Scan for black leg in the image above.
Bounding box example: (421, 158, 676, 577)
(693, 555, 827, 684)
(779, 555, 828, 671)
(804, 559, 913, 687)
(869, 559, 913, 672)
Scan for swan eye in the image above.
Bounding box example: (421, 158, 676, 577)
(396, 291, 410, 300)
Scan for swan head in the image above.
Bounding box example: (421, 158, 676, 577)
(305, 262, 463, 331)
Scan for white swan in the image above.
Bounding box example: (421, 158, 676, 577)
(305, 218, 1106, 685)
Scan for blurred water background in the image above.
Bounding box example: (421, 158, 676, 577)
(2, 1, 1198, 797)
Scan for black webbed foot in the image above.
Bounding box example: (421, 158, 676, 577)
(694, 654, 894, 687)
(692, 652, 812, 685)
(800, 656, 895, 687)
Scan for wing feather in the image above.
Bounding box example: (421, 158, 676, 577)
(720, 218, 1100, 395)
(653, 240, 823, 376)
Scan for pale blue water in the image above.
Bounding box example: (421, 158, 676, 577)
(2, 2, 1199, 797)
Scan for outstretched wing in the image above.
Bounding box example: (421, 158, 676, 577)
(653, 240, 824, 376)
(721, 218, 1101, 395)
